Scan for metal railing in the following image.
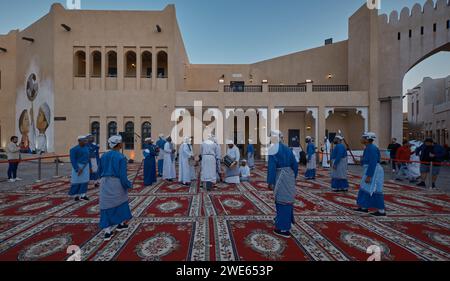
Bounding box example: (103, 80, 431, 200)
(312, 85, 349, 92)
(269, 85, 307, 92)
(224, 85, 263, 92)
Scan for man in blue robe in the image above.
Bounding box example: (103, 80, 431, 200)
(99, 135, 133, 241)
(143, 138, 158, 187)
(267, 130, 298, 238)
(305, 136, 316, 180)
(156, 134, 166, 177)
(69, 136, 90, 201)
(354, 132, 386, 217)
(87, 134, 101, 187)
(330, 136, 349, 192)
(247, 139, 255, 170)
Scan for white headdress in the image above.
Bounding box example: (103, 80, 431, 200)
(108, 135, 122, 149)
(77, 135, 87, 141)
(226, 139, 234, 145)
(362, 132, 377, 140)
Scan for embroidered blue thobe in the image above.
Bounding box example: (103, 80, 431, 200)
(143, 144, 158, 186)
(356, 143, 385, 210)
(305, 143, 316, 179)
(267, 142, 298, 232)
(330, 143, 349, 190)
(247, 144, 255, 169)
(69, 145, 90, 196)
(99, 150, 133, 229)
(88, 142, 100, 181)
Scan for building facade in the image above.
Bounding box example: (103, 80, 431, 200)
(407, 76, 450, 145)
(0, 1, 449, 159)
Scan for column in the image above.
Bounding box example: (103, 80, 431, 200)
(307, 107, 319, 144)
(356, 107, 369, 133)
(390, 97, 403, 142)
(136, 47, 141, 90)
(152, 50, 157, 90)
(101, 46, 106, 91)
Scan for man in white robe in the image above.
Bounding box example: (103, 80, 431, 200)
(189, 137, 197, 181)
(201, 135, 217, 190)
(163, 136, 176, 181)
(322, 137, 331, 168)
(224, 140, 240, 184)
(179, 137, 194, 186)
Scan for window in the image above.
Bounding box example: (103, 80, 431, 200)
(125, 51, 136, 77)
(124, 121, 134, 150)
(91, 121, 100, 144)
(74, 51, 86, 77)
(409, 29, 412, 38)
(91, 51, 101, 77)
(412, 103, 414, 116)
(397, 32, 401, 40)
(107, 121, 117, 140)
(433, 23, 437, 32)
(141, 51, 152, 78)
(416, 100, 419, 116)
(157, 51, 168, 78)
(421, 26, 424, 35)
(106, 51, 117, 77)
(447, 20, 450, 29)
(141, 122, 152, 148)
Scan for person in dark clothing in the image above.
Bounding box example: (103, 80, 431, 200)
(387, 138, 401, 172)
(416, 138, 446, 189)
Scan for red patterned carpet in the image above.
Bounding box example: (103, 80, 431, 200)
(0, 162, 449, 261)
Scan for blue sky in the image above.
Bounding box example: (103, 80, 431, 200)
(1, 0, 449, 111)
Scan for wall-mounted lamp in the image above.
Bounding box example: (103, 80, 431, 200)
(262, 79, 268, 84)
(156, 25, 162, 33)
(327, 74, 334, 79)
(61, 24, 71, 31)
(218, 79, 225, 84)
(22, 37, 35, 43)
(0, 47, 7, 53)
(305, 79, 313, 83)
(306, 126, 312, 131)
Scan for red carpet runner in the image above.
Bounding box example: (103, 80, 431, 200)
(0, 163, 449, 261)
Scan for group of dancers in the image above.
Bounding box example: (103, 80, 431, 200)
(69, 130, 386, 241)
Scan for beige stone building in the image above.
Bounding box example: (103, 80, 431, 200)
(407, 76, 450, 145)
(0, 1, 449, 160)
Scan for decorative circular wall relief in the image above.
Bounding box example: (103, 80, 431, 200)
(135, 232, 180, 261)
(18, 234, 72, 261)
(244, 229, 287, 260)
(26, 73, 39, 101)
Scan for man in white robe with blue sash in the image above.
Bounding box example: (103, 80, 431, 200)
(354, 132, 386, 217)
(224, 140, 240, 184)
(69, 136, 90, 201)
(179, 137, 194, 186)
(162, 136, 177, 181)
(99, 135, 133, 241)
(267, 130, 299, 238)
(201, 135, 217, 190)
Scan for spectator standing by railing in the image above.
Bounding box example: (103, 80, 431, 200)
(416, 138, 446, 189)
(394, 140, 413, 182)
(6, 136, 22, 182)
(387, 138, 401, 173)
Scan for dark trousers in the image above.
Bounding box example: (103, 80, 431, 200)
(7, 161, 19, 179)
(391, 158, 397, 170)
